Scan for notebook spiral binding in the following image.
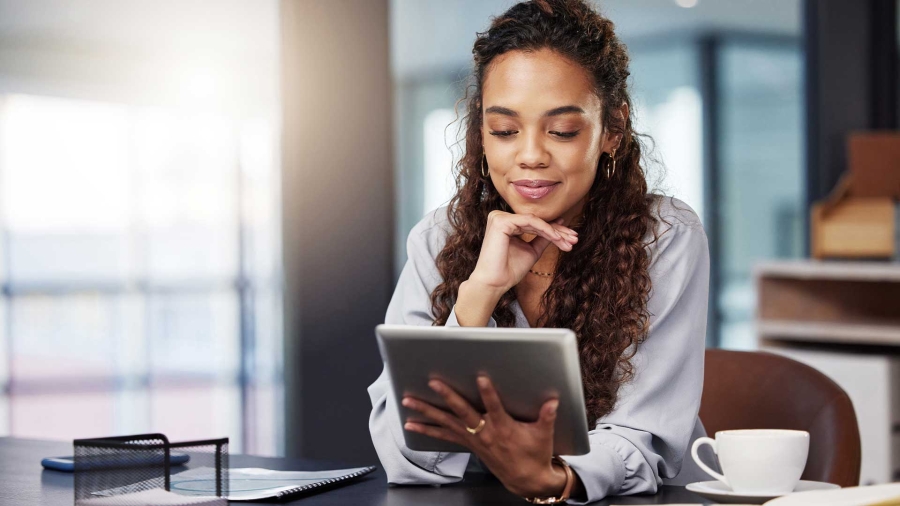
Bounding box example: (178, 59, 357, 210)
(274, 466, 377, 500)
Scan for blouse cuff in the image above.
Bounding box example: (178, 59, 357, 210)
(562, 432, 659, 504)
(563, 443, 626, 505)
(446, 305, 498, 327)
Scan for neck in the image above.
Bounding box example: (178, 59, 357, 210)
(531, 246, 560, 275)
(560, 198, 586, 230)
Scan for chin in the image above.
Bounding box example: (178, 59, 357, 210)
(507, 200, 562, 222)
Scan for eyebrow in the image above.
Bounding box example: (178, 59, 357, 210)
(484, 105, 586, 117)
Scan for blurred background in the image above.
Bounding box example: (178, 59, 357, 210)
(0, 0, 282, 455)
(0, 0, 897, 484)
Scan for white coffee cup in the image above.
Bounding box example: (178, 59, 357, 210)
(691, 429, 810, 494)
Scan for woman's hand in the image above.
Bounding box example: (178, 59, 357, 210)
(454, 211, 578, 326)
(470, 211, 578, 292)
(401, 376, 572, 499)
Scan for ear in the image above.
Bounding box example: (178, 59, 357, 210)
(601, 102, 629, 154)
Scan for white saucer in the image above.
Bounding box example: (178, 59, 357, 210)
(685, 480, 841, 504)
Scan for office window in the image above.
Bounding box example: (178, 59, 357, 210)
(717, 40, 804, 350)
(393, 80, 464, 274)
(630, 42, 705, 219)
(423, 108, 463, 214)
(0, 94, 282, 454)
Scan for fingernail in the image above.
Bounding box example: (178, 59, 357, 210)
(549, 400, 559, 413)
(477, 376, 488, 388)
(402, 398, 412, 407)
(404, 422, 413, 430)
(428, 380, 442, 392)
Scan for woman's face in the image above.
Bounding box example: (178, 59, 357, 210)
(481, 48, 620, 223)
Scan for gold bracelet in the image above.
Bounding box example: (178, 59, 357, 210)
(525, 456, 574, 504)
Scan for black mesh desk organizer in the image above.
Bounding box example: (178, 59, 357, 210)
(73, 433, 228, 503)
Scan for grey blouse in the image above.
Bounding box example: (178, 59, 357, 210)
(367, 196, 714, 504)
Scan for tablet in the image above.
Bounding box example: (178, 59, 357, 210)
(375, 324, 590, 455)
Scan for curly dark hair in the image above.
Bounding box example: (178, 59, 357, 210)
(429, 0, 666, 427)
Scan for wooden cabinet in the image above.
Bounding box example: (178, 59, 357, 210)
(755, 260, 900, 485)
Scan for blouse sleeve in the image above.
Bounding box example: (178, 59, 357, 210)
(367, 211, 480, 484)
(563, 218, 710, 504)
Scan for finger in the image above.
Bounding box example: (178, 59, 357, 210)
(555, 226, 578, 238)
(551, 225, 578, 249)
(477, 376, 512, 423)
(524, 222, 575, 246)
(536, 232, 574, 252)
(511, 223, 565, 243)
(429, 380, 483, 429)
(550, 222, 578, 238)
(404, 422, 466, 447)
(502, 214, 567, 246)
(537, 398, 559, 433)
(402, 396, 466, 433)
(489, 213, 573, 254)
(490, 213, 574, 253)
(485, 222, 564, 255)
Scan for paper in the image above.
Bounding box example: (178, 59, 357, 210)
(170, 466, 375, 501)
(77, 488, 225, 506)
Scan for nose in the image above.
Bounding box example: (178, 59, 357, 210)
(514, 129, 550, 169)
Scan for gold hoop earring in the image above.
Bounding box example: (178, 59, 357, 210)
(481, 154, 489, 178)
(607, 149, 617, 179)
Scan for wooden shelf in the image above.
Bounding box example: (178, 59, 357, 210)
(755, 260, 900, 282)
(758, 319, 900, 346)
(756, 259, 900, 348)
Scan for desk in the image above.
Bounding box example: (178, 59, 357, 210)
(0, 437, 713, 505)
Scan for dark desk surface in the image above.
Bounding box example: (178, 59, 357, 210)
(0, 437, 714, 505)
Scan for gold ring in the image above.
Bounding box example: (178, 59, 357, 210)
(466, 419, 486, 435)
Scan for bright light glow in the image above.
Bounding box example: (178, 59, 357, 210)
(423, 108, 463, 214)
(132, 107, 239, 280)
(638, 86, 705, 220)
(1, 95, 130, 232)
(180, 69, 220, 106)
(134, 107, 237, 228)
(675, 0, 699, 8)
(0, 93, 275, 282)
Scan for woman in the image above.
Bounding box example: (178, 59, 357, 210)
(368, 0, 712, 503)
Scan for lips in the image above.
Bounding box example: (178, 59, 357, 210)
(512, 180, 560, 200)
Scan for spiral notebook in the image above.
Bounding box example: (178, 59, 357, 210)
(91, 466, 377, 503)
(170, 466, 377, 502)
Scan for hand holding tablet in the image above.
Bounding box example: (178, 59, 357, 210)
(375, 324, 590, 456)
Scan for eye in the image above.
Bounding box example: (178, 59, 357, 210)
(489, 130, 518, 137)
(550, 130, 580, 139)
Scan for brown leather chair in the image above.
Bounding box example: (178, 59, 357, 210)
(699, 348, 861, 487)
